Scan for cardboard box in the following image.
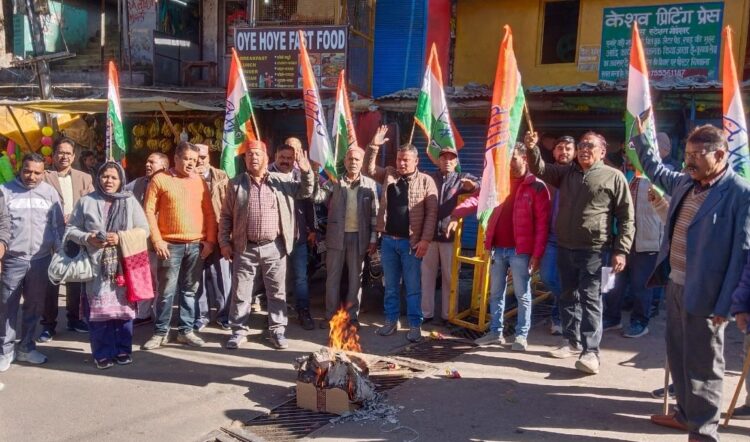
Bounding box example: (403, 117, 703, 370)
(296, 381, 360, 415)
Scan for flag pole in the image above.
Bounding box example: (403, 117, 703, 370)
(408, 119, 416, 145)
(523, 101, 534, 134)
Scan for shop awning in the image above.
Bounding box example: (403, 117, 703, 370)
(0, 96, 223, 114)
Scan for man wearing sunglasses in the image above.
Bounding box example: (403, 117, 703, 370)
(632, 123, 750, 441)
(526, 130, 634, 375)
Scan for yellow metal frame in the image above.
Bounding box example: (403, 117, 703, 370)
(447, 207, 551, 332)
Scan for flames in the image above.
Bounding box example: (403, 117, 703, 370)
(328, 308, 361, 352)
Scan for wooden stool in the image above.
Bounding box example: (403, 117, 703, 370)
(181, 61, 218, 87)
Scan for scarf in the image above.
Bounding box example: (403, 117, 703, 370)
(96, 162, 132, 283)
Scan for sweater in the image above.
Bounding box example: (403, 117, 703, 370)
(143, 170, 218, 244)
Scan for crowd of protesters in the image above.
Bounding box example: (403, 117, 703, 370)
(0, 123, 749, 441)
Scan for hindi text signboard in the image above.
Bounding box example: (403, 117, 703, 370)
(234, 26, 347, 90)
(599, 2, 724, 81)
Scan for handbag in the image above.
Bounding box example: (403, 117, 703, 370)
(48, 233, 95, 284)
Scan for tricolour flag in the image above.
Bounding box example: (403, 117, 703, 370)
(624, 23, 657, 175)
(722, 26, 750, 179)
(107, 61, 126, 162)
(220, 48, 259, 178)
(414, 43, 463, 166)
(299, 30, 335, 178)
(477, 25, 525, 228)
(332, 69, 358, 178)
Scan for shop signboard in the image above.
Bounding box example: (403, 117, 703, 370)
(599, 2, 724, 81)
(234, 25, 348, 90)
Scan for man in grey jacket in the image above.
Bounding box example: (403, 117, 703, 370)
(526, 131, 634, 375)
(220, 140, 314, 350)
(314, 147, 378, 329)
(0, 153, 64, 371)
(633, 124, 750, 441)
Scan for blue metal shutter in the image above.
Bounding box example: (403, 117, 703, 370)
(372, 0, 427, 98)
(412, 121, 487, 249)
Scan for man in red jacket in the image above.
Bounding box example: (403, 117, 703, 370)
(449, 143, 550, 350)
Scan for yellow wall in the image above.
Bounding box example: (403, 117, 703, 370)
(454, 0, 750, 87)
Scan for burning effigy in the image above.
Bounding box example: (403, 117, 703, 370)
(294, 309, 377, 414)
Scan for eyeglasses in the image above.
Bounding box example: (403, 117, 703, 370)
(684, 149, 712, 161)
(576, 141, 599, 151)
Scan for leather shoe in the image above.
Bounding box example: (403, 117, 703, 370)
(650, 413, 687, 431)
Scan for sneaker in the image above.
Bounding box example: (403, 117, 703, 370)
(67, 320, 89, 333)
(219, 321, 231, 331)
(226, 334, 245, 350)
(549, 323, 562, 336)
(422, 317, 434, 324)
(575, 352, 600, 374)
(474, 331, 505, 347)
(177, 331, 205, 347)
(511, 336, 528, 351)
(623, 323, 649, 338)
(731, 405, 750, 420)
(651, 384, 675, 399)
(298, 309, 315, 331)
(16, 350, 48, 365)
(0, 352, 14, 372)
(547, 342, 582, 359)
(94, 358, 114, 370)
(407, 326, 423, 343)
(603, 320, 622, 331)
(194, 319, 208, 332)
(376, 321, 398, 336)
(141, 334, 168, 350)
(115, 354, 133, 365)
(269, 331, 288, 349)
(37, 329, 55, 343)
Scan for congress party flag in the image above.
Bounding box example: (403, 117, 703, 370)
(722, 26, 750, 178)
(221, 48, 260, 178)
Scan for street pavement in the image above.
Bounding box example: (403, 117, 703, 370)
(1, 294, 749, 442)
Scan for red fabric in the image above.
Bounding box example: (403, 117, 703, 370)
(491, 178, 522, 248)
(453, 173, 551, 258)
(123, 250, 154, 303)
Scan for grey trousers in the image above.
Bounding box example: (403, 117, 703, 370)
(325, 232, 365, 320)
(665, 281, 726, 442)
(229, 238, 287, 334)
(420, 241, 454, 320)
(0, 255, 51, 356)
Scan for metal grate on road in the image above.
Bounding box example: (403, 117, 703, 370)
(391, 337, 477, 364)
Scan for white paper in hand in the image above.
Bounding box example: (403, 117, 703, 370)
(601, 267, 616, 293)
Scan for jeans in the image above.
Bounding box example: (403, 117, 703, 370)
(195, 250, 232, 324)
(89, 319, 133, 360)
(154, 242, 203, 335)
(603, 251, 658, 327)
(381, 236, 423, 327)
(540, 241, 561, 324)
(488, 248, 532, 338)
(289, 241, 309, 310)
(557, 247, 603, 354)
(0, 255, 51, 355)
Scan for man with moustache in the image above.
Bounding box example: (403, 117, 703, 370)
(269, 140, 317, 330)
(38, 138, 94, 342)
(526, 131, 634, 375)
(142, 142, 217, 350)
(220, 140, 314, 350)
(125, 152, 169, 325)
(0, 154, 64, 370)
(540, 135, 576, 336)
(193, 144, 231, 331)
(632, 124, 750, 441)
(313, 147, 378, 330)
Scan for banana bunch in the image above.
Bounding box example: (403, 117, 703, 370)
(134, 138, 145, 150)
(146, 139, 159, 151)
(159, 138, 173, 153)
(131, 124, 147, 138)
(147, 121, 159, 138)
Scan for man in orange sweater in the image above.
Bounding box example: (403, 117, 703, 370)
(142, 142, 218, 350)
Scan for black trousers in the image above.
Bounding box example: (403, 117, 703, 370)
(557, 247, 604, 354)
(41, 281, 82, 330)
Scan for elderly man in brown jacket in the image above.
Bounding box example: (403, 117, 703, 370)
(194, 144, 231, 331)
(39, 137, 94, 342)
(364, 126, 438, 342)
